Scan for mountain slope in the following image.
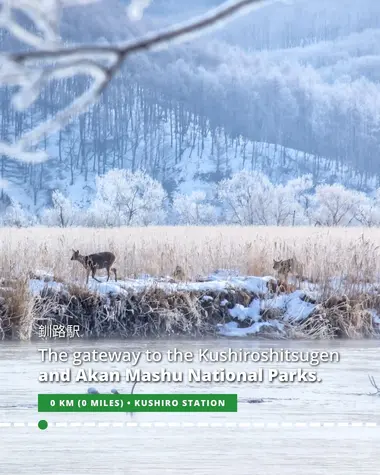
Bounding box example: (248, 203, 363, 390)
(0, 0, 380, 213)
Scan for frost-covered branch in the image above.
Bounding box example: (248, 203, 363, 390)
(368, 375, 380, 396)
(0, 0, 278, 163)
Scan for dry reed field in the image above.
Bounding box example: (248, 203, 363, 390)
(0, 225, 378, 289)
(1, 225, 379, 341)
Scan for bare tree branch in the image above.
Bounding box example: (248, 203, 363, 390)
(0, 0, 281, 163)
(368, 374, 380, 395)
(13, 0, 275, 63)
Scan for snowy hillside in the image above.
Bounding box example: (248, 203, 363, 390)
(4, 134, 377, 215)
(1, 0, 380, 214)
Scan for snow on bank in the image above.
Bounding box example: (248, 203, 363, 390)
(85, 273, 270, 296)
(26, 269, 380, 338)
(29, 279, 63, 295)
(217, 290, 315, 337)
(26, 271, 317, 337)
(28, 271, 271, 298)
(260, 290, 315, 322)
(229, 299, 261, 322)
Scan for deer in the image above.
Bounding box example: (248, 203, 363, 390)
(273, 257, 303, 287)
(70, 249, 117, 284)
(172, 265, 186, 281)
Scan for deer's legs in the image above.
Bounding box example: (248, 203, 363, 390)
(91, 268, 101, 283)
(106, 267, 110, 282)
(112, 268, 117, 282)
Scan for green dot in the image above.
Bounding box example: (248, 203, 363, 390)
(38, 420, 48, 430)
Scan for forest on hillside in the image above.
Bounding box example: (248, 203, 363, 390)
(0, 0, 380, 212)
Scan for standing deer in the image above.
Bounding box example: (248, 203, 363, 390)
(70, 249, 117, 284)
(172, 265, 186, 281)
(273, 257, 303, 286)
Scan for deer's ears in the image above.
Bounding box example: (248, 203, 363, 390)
(72, 249, 78, 253)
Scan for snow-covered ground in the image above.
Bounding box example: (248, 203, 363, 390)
(24, 269, 340, 338)
(26, 267, 380, 338)
(29, 271, 270, 295)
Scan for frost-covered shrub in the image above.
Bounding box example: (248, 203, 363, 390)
(217, 170, 308, 225)
(3, 200, 35, 227)
(41, 190, 81, 227)
(88, 169, 168, 226)
(172, 191, 217, 225)
(354, 188, 380, 227)
(217, 170, 272, 225)
(310, 184, 367, 226)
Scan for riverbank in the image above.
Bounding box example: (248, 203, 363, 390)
(1, 270, 379, 340)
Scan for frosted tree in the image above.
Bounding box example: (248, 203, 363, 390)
(281, 174, 313, 225)
(248, 174, 309, 226)
(172, 191, 217, 225)
(90, 169, 167, 226)
(217, 170, 274, 225)
(41, 190, 80, 227)
(2, 200, 34, 227)
(310, 184, 364, 226)
(0, 0, 277, 167)
(286, 175, 313, 205)
(218, 170, 312, 226)
(269, 184, 308, 226)
(355, 189, 380, 227)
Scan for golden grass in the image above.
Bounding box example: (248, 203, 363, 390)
(0, 225, 379, 291)
(0, 224, 379, 340)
